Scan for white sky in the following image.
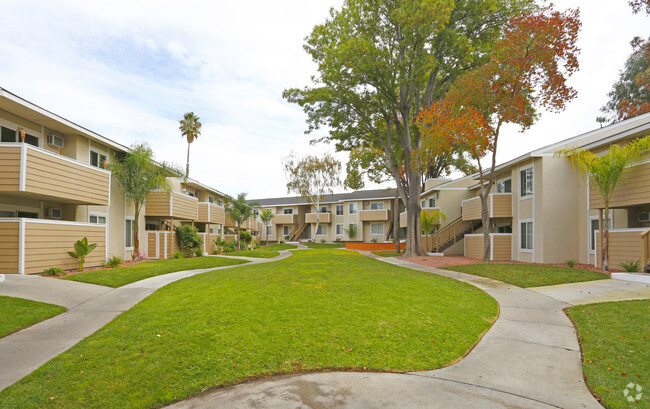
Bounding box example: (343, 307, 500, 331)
(0, 0, 647, 198)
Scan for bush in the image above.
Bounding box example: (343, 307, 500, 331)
(194, 248, 203, 257)
(239, 230, 253, 248)
(212, 249, 219, 255)
(223, 241, 237, 253)
(67, 237, 97, 272)
(252, 239, 258, 249)
(105, 256, 123, 268)
(371, 238, 378, 243)
(620, 259, 641, 272)
(335, 237, 341, 243)
(320, 238, 326, 244)
(172, 251, 183, 259)
(176, 225, 202, 257)
(213, 237, 226, 254)
(42, 267, 64, 277)
(566, 259, 576, 268)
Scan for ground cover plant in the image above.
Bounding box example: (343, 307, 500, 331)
(63, 257, 248, 288)
(0, 296, 66, 338)
(1, 250, 498, 409)
(304, 242, 345, 249)
(372, 251, 403, 257)
(566, 300, 649, 409)
(443, 263, 608, 288)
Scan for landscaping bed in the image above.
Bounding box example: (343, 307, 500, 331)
(0, 250, 498, 409)
(0, 296, 66, 338)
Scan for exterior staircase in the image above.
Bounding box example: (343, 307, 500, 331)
(425, 216, 482, 253)
(289, 223, 308, 241)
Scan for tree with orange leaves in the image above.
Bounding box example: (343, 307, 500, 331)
(417, 6, 581, 261)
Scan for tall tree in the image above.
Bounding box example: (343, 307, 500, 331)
(283, 153, 341, 243)
(179, 112, 202, 178)
(225, 193, 258, 251)
(109, 143, 177, 260)
(629, 0, 650, 14)
(417, 6, 581, 261)
(259, 208, 274, 245)
(558, 136, 650, 272)
(598, 37, 650, 124)
(284, 0, 534, 256)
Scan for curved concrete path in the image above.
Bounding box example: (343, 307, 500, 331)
(0, 250, 294, 392)
(168, 254, 649, 409)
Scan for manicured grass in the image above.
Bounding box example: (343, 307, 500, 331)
(224, 243, 298, 258)
(443, 263, 609, 288)
(304, 242, 346, 249)
(566, 300, 649, 409)
(1, 250, 498, 409)
(372, 250, 403, 257)
(261, 244, 298, 251)
(63, 257, 249, 288)
(0, 296, 66, 338)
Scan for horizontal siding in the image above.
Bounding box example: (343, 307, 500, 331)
(462, 197, 483, 221)
(147, 231, 157, 258)
(272, 214, 297, 225)
(197, 204, 209, 222)
(211, 205, 225, 225)
(492, 235, 512, 261)
(145, 192, 171, 216)
(306, 213, 332, 224)
(491, 195, 512, 218)
(359, 209, 390, 222)
(24, 148, 110, 205)
(590, 162, 650, 208)
(0, 147, 21, 191)
(172, 192, 198, 220)
(23, 222, 106, 274)
(0, 222, 20, 274)
(464, 235, 483, 259)
(597, 231, 643, 270)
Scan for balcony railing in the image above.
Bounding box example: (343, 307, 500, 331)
(462, 194, 512, 221)
(400, 208, 441, 228)
(273, 214, 298, 225)
(590, 161, 650, 209)
(360, 209, 390, 222)
(0, 218, 106, 274)
(306, 212, 332, 224)
(0, 143, 111, 205)
(464, 233, 512, 261)
(197, 202, 225, 225)
(145, 191, 198, 220)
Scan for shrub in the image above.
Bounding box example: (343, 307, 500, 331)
(213, 237, 226, 254)
(105, 256, 123, 268)
(620, 259, 641, 272)
(223, 241, 237, 253)
(67, 237, 97, 272)
(239, 230, 253, 248)
(566, 259, 577, 268)
(212, 249, 219, 255)
(320, 238, 326, 244)
(335, 237, 341, 243)
(371, 238, 378, 243)
(172, 251, 183, 259)
(344, 224, 358, 240)
(194, 248, 203, 257)
(42, 267, 64, 277)
(176, 225, 202, 257)
(252, 239, 258, 249)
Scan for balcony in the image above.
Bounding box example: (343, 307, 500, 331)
(0, 218, 106, 274)
(360, 209, 390, 222)
(462, 194, 512, 221)
(399, 208, 442, 228)
(273, 214, 298, 225)
(590, 161, 650, 209)
(0, 143, 111, 205)
(306, 212, 332, 224)
(464, 233, 512, 261)
(145, 191, 198, 220)
(197, 202, 225, 225)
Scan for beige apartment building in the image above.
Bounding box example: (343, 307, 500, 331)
(0, 88, 259, 274)
(252, 189, 400, 244)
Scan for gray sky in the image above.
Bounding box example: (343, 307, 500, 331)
(0, 0, 647, 198)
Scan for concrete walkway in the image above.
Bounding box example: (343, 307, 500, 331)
(170, 254, 649, 409)
(0, 251, 293, 392)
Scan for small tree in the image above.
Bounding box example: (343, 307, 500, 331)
(109, 144, 178, 260)
(259, 208, 274, 245)
(239, 230, 253, 249)
(420, 210, 446, 253)
(283, 153, 341, 242)
(225, 193, 258, 251)
(557, 135, 650, 272)
(67, 237, 97, 272)
(344, 224, 358, 241)
(179, 112, 202, 178)
(176, 224, 202, 257)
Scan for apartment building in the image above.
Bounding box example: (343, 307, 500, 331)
(252, 189, 399, 243)
(415, 112, 650, 269)
(0, 88, 256, 274)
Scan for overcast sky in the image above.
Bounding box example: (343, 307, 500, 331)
(0, 0, 647, 198)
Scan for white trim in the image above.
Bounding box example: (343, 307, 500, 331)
(19, 143, 27, 191)
(464, 233, 513, 237)
(18, 218, 25, 275)
(519, 219, 534, 253)
(607, 228, 647, 233)
(169, 193, 173, 215)
(519, 165, 534, 200)
(125, 217, 135, 251)
(2, 142, 111, 175)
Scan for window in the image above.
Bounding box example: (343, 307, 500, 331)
(0, 126, 38, 147)
(146, 223, 159, 231)
(208, 196, 214, 204)
(370, 202, 384, 210)
(209, 227, 214, 234)
(283, 208, 293, 215)
(520, 221, 533, 250)
(125, 219, 135, 249)
(283, 225, 291, 235)
(24, 134, 39, 147)
(520, 168, 533, 197)
(348, 202, 358, 214)
(89, 214, 106, 224)
(428, 197, 436, 208)
(336, 224, 344, 235)
(316, 225, 328, 235)
(497, 179, 512, 193)
(421, 199, 426, 208)
(266, 225, 273, 236)
(319, 205, 328, 213)
(217, 198, 223, 206)
(371, 223, 384, 235)
(17, 211, 38, 218)
(90, 150, 107, 168)
(497, 225, 512, 234)
(0, 210, 15, 217)
(336, 205, 344, 215)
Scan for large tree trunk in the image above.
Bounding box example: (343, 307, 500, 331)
(186, 142, 191, 178)
(394, 194, 400, 254)
(133, 202, 140, 260)
(480, 192, 491, 262)
(236, 224, 241, 251)
(602, 206, 610, 272)
(403, 177, 425, 257)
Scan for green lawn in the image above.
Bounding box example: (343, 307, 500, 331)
(372, 250, 403, 257)
(304, 242, 346, 249)
(224, 243, 297, 258)
(63, 257, 249, 288)
(443, 263, 609, 288)
(261, 244, 298, 251)
(1, 250, 498, 409)
(0, 296, 66, 338)
(566, 300, 649, 409)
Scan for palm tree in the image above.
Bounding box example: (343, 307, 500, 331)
(225, 193, 259, 251)
(259, 208, 274, 245)
(420, 209, 445, 253)
(558, 135, 650, 271)
(179, 112, 202, 178)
